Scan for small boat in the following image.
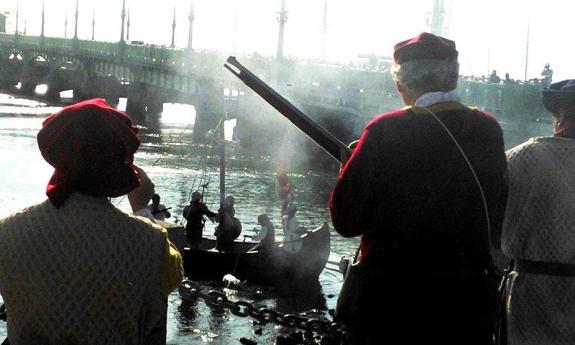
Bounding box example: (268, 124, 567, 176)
(167, 117, 331, 285)
(167, 223, 331, 285)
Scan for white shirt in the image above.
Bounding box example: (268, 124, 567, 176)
(252, 224, 269, 242)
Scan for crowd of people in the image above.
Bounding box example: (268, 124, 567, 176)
(0, 31, 571, 345)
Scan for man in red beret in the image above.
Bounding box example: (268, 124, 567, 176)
(0, 99, 183, 344)
(330, 33, 508, 344)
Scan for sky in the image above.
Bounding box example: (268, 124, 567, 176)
(3, 0, 574, 81)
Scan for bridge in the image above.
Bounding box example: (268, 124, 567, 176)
(0, 0, 553, 154)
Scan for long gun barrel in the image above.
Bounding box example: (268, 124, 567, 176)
(224, 56, 352, 163)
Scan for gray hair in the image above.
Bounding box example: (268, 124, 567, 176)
(391, 58, 459, 93)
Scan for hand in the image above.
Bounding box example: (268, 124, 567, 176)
(127, 165, 155, 213)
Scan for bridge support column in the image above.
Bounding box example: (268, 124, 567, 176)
(126, 82, 150, 123)
(82, 75, 122, 105)
(146, 102, 164, 116)
(20, 82, 36, 96)
(192, 83, 225, 142)
(46, 86, 60, 102)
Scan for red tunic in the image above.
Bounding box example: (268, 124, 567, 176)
(330, 101, 508, 343)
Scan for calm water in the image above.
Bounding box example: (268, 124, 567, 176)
(0, 94, 359, 344)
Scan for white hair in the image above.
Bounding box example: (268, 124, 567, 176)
(391, 58, 459, 94)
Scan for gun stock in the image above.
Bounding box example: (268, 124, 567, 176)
(224, 56, 351, 163)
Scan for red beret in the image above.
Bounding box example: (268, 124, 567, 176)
(393, 32, 458, 64)
(37, 98, 141, 207)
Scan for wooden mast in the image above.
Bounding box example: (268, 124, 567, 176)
(219, 120, 225, 207)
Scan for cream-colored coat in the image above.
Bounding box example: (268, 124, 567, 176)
(502, 136, 575, 345)
(0, 192, 183, 345)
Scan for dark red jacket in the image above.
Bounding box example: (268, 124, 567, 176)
(330, 102, 507, 270)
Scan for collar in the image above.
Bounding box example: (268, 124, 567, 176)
(414, 89, 460, 108)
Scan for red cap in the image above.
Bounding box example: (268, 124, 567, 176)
(37, 98, 141, 207)
(393, 32, 458, 64)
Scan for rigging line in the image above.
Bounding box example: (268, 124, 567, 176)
(113, 120, 194, 207)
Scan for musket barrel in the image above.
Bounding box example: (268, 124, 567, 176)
(224, 56, 352, 163)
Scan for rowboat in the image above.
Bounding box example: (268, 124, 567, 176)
(167, 223, 331, 285)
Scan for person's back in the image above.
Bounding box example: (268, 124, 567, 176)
(0, 193, 172, 344)
(330, 33, 507, 345)
(500, 80, 575, 345)
(0, 98, 183, 344)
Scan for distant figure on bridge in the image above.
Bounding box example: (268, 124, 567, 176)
(504, 72, 515, 84)
(215, 195, 242, 252)
(183, 191, 217, 247)
(330, 33, 507, 345)
(489, 69, 501, 83)
(146, 193, 171, 221)
(541, 63, 553, 88)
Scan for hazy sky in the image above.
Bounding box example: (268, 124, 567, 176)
(3, 0, 574, 81)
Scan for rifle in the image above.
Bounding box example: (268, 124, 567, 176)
(224, 56, 352, 163)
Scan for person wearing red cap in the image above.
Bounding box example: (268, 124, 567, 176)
(330, 33, 507, 344)
(498, 79, 575, 344)
(0, 99, 183, 344)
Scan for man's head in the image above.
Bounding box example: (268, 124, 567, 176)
(191, 191, 202, 202)
(257, 214, 269, 224)
(37, 98, 140, 207)
(225, 195, 235, 207)
(391, 32, 459, 105)
(151, 193, 160, 205)
(541, 79, 575, 130)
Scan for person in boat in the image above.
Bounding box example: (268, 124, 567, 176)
(146, 193, 171, 221)
(0, 99, 184, 344)
(215, 195, 242, 252)
(249, 213, 276, 249)
(182, 191, 217, 247)
(497, 79, 575, 344)
(276, 171, 291, 218)
(282, 204, 303, 253)
(329, 32, 508, 345)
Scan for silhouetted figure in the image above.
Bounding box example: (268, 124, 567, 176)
(276, 171, 291, 217)
(504, 73, 514, 84)
(183, 191, 217, 247)
(214, 195, 242, 252)
(489, 69, 501, 83)
(147, 193, 171, 221)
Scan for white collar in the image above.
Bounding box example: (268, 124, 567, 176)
(414, 89, 460, 108)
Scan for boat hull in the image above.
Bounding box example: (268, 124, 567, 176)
(168, 223, 331, 285)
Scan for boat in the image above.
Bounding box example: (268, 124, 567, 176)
(166, 118, 331, 285)
(167, 223, 330, 285)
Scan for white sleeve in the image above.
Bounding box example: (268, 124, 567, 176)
(252, 225, 268, 241)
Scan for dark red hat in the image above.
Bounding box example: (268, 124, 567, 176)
(37, 98, 141, 207)
(393, 32, 458, 64)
